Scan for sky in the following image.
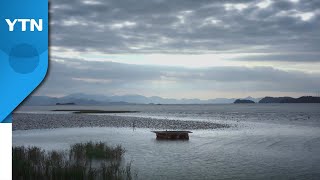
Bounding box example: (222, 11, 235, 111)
(37, 0, 320, 99)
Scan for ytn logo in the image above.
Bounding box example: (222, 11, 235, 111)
(5, 19, 43, 32)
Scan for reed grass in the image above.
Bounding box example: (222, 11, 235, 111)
(13, 142, 136, 180)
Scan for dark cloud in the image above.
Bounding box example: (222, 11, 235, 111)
(49, 0, 320, 62)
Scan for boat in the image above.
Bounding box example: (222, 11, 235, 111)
(151, 130, 192, 140)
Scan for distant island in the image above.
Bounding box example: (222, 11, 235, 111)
(259, 96, 320, 103)
(234, 99, 255, 104)
(56, 102, 76, 105)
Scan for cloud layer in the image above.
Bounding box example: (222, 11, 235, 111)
(39, 0, 320, 98)
(50, 0, 320, 62)
(34, 58, 320, 98)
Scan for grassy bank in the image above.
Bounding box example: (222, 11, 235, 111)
(13, 142, 136, 180)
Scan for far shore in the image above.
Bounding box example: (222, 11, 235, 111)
(52, 109, 140, 114)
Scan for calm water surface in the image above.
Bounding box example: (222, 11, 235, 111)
(14, 104, 320, 179)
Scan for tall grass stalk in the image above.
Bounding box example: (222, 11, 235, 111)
(13, 142, 136, 180)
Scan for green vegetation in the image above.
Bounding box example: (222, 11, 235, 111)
(52, 110, 139, 114)
(13, 142, 136, 180)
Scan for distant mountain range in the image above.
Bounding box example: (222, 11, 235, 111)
(21, 93, 262, 106)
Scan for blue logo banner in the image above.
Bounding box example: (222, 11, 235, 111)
(0, 0, 48, 122)
(2, 114, 12, 123)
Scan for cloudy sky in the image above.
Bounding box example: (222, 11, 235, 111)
(38, 0, 320, 99)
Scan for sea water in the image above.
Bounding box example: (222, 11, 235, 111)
(13, 104, 320, 179)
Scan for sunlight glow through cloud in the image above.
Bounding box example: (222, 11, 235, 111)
(256, 0, 272, 9)
(111, 21, 137, 29)
(297, 12, 315, 21)
(224, 3, 248, 11)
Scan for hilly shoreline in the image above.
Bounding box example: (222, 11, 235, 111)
(21, 93, 320, 106)
(259, 96, 320, 103)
